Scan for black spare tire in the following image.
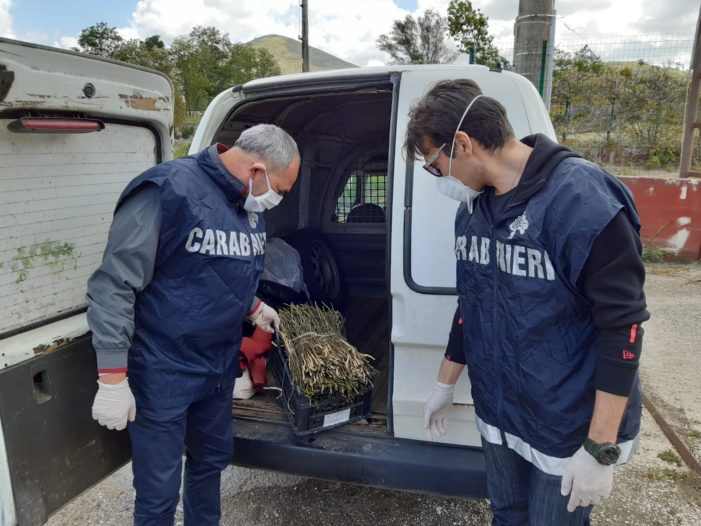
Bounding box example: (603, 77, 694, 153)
(283, 228, 344, 307)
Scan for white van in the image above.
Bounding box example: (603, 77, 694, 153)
(0, 37, 555, 525)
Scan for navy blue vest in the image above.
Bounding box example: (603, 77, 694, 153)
(117, 145, 266, 409)
(455, 157, 642, 457)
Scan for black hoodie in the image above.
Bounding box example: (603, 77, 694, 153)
(445, 134, 649, 397)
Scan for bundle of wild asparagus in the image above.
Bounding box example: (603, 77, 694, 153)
(278, 304, 375, 403)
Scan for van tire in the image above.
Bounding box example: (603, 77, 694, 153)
(284, 229, 344, 307)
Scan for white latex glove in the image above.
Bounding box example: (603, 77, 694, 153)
(233, 370, 255, 400)
(423, 381, 455, 441)
(91, 378, 137, 431)
(561, 445, 613, 512)
(250, 302, 279, 333)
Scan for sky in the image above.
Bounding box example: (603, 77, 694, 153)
(0, 0, 698, 67)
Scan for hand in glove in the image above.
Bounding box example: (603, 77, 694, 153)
(92, 378, 136, 431)
(561, 445, 613, 512)
(423, 381, 455, 441)
(249, 302, 279, 333)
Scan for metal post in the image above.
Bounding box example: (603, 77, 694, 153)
(469, 48, 475, 64)
(301, 0, 310, 73)
(543, 8, 556, 110)
(538, 40, 548, 95)
(679, 5, 701, 178)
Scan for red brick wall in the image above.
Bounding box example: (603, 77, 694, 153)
(619, 177, 701, 261)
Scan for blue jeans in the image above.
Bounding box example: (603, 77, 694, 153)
(482, 438, 592, 526)
(128, 388, 234, 526)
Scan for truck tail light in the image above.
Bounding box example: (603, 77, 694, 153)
(8, 117, 105, 133)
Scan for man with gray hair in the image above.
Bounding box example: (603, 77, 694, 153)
(87, 123, 300, 525)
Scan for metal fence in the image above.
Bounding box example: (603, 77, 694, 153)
(497, 35, 696, 173)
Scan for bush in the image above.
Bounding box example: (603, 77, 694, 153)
(179, 125, 195, 140)
(173, 141, 192, 158)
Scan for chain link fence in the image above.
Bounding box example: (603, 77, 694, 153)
(497, 35, 697, 174)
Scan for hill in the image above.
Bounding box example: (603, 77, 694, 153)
(248, 34, 357, 74)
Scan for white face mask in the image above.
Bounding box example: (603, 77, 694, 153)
(243, 166, 283, 212)
(435, 176, 483, 213)
(436, 94, 484, 213)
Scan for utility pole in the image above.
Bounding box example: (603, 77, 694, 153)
(513, 0, 556, 109)
(679, 4, 701, 178)
(300, 0, 310, 73)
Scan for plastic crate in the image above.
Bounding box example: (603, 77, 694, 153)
(269, 335, 373, 435)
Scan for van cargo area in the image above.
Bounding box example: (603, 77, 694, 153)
(224, 83, 394, 426)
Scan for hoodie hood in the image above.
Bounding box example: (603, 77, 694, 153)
(508, 133, 580, 208)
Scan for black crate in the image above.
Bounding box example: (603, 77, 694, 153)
(268, 335, 373, 435)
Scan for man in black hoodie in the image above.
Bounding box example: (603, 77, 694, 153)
(407, 79, 648, 525)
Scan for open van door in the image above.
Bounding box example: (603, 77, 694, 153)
(0, 38, 172, 526)
(389, 67, 556, 445)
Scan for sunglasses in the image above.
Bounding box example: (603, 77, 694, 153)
(422, 142, 447, 177)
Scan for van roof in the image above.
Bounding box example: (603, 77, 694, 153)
(242, 63, 501, 91)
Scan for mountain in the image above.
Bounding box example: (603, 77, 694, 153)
(248, 34, 357, 75)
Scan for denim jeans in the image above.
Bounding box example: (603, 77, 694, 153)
(482, 438, 593, 526)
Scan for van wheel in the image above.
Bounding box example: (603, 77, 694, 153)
(284, 229, 344, 307)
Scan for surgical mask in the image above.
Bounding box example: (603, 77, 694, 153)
(243, 166, 283, 212)
(435, 176, 483, 213)
(436, 94, 483, 213)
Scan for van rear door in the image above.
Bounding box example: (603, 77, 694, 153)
(0, 38, 172, 526)
(390, 67, 556, 445)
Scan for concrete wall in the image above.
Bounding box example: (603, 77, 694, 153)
(619, 177, 701, 261)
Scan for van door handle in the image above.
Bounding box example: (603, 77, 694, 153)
(31, 368, 53, 404)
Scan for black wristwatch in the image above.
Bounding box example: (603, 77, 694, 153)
(583, 437, 621, 466)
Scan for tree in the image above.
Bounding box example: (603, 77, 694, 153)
(171, 26, 281, 112)
(550, 46, 602, 142)
(225, 44, 281, 85)
(113, 36, 172, 73)
(376, 9, 456, 65)
(446, 0, 507, 68)
(75, 22, 124, 58)
(571, 45, 604, 75)
(618, 63, 687, 165)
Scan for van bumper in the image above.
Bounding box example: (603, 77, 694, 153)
(232, 419, 488, 499)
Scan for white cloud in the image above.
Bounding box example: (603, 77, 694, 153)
(8, 0, 693, 67)
(55, 36, 78, 49)
(0, 0, 15, 39)
(116, 26, 141, 41)
(121, 0, 414, 66)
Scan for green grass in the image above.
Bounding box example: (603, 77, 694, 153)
(658, 450, 683, 467)
(644, 468, 686, 482)
(173, 141, 192, 159)
(642, 247, 667, 263)
(641, 246, 683, 263)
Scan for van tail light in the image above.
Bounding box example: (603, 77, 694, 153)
(8, 117, 105, 133)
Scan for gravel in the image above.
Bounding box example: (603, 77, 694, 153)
(46, 265, 701, 526)
(638, 263, 701, 466)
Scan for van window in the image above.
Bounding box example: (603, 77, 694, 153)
(333, 152, 387, 224)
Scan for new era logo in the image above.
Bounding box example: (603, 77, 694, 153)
(622, 350, 635, 360)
